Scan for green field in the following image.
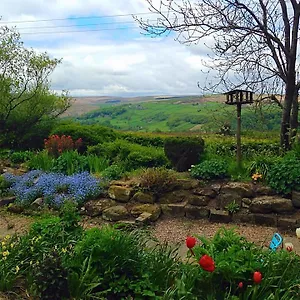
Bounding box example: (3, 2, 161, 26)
(75, 99, 282, 133)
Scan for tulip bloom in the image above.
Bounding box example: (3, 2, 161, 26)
(199, 254, 215, 272)
(186, 236, 196, 249)
(238, 282, 243, 289)
(253, 271, 262, 284)
(285, 242, 293, 252)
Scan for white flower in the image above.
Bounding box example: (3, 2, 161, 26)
(296, 228, 300, 239)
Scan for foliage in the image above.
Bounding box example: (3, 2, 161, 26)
(120, 132, 165, 147)
(88, 139, 169, 171)
(101, 164, 125, 181)
(247, 155, 278, 179)
(139, 167, 178, 195)
(44, 135, 82, 157)
(190, 159, 229, 180)
(3, 170, 101, 207)
(225, 201, 240, 215)
(0, 28, 71, 149)
(51, 122, 118, 151)
(267, 155, 300, 194)
(9, 150, 34, 164)
(164, 136, 205, 171)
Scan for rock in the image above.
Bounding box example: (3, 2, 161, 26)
(175, 179, 199, 190)
(0, 196, 16, 207)
(2, 167, 26, 176)
(277, 218, 297, 230)
(130, 204, 161, 221)
(253, 214, 277, 227)
(209, 209, 232, 223)
(188, 195, 210, 206)
(159, 190, 190, 204)
(135, 212, 152, 224)
(210, 183, 222, 193)
(184, 205, 210, 219)
(221, 182, 254, 198)
(7, 204, 24, 214)
(108, 185, 134, 202)
(31, 197, 44, 209)
(193, 188, 217, 198)
(216, 192, 242, 209)
(232, 212, 254, 224)
(161, 202, 187, 217)
(241, 198, 252, 208)
(131, 192, 155, 204)
(110, 180, 138, 187)
(250, 196, 294, 214)
(102, 205, 129, 221)
(254, 184, 276, 196)
(292, 191, 300, 208)
(84, 199, 117, 217)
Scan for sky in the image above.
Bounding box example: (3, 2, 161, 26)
(0, 0, 214, 97)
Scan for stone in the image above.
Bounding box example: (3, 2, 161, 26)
(210, 183, 222, 193)
(102, 205, 129, 221)
(188, 195, 210, 206)
(108, 185, 133, 202)
(7, 204, 24, 214)
(250, 196, 294, 214)
(291, 191, 300, 208)
(253, 214, 277, 227)
(84, 199, 117, 217)
(130, 204, 161, 221)
(241, 198, 252, 208)
(193, 188, 217, 198)
(277, 218, 297, 230)
(135, 212, 152, 224)
(131, 191, 155, 204)
(175, 179, 199, 190)
(209, 209, 232, 223)
(161, 202, 187, 217)
(184, 205, 210, 219)
(159, 190, 190, 204)
(217, 192, 242, 209)
(221, 182, 254, 198)
(254, 184, 276, 196)
(110, 180, 138, 187)
(232, 212, 254, 224)
(31, 197, 44, 209)
(0, 196, 16, 207)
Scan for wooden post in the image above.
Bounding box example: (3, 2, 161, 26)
(236, 102, 242, 169)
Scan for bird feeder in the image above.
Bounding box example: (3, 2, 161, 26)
(224, 90, 254, 168)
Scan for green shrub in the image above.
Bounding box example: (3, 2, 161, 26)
(51, 122, 118, 151)
(101, 164, 125, 180)
(267, 155, 300, 194)
(190, 159, 229, 180)
(164, 136, 204, 171)
(120, 132, 165, 147)
(10, 151, 34, 164)
(28, 150, 54, 171)
(139, 167, 177, 195)
(247, 155, 278, 178)
(89, 139, 168, 171)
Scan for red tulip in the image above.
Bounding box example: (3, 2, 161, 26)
(186, 236, 196, 249)
(199, 255, 215, 272)
(238, 282, 243, 289)
(253, 271, 262, 284)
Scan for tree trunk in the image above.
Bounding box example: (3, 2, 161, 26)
(280, 82, 295, 150)
(290, 88, 299, 144)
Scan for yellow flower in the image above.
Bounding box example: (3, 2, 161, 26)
(2, 257, 7, 261)
(4, 235, 10, 240)
(2, 250, 9, 257)
(15, 266, 20, 273)
(61, 248, 67, 253)
(10, 243, 15, 248)
(1, 241, 5, 247)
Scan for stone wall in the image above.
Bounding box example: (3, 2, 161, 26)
(83, 179, 300, 231)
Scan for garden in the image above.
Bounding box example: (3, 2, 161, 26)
(1, 120, 300, 299)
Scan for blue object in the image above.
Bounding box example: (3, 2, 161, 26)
(269, 233, 283, 251)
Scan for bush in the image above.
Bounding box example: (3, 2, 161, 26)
(247, 155, 278, 179)
(190, 159, 229, 180)
(88, 139, 169, 171)
(120, 132, 165, 147)
(51, 122, 118, 152)
(139, 167, 177, 195)
(164, 136, 204, 171)
(101, 164, 125, 181)
(267, 155, 300, 194)
(9, 150, 34, 164)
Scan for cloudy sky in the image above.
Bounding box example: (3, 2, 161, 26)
(0, 0, 213, 97)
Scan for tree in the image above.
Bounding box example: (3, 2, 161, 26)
(0, 27, 71, 148)
(136, 0, 300, 148)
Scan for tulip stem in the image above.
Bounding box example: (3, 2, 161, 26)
(190, 248, 195, 256)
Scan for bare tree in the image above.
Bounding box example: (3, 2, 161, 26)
(136, 0, 300, 149)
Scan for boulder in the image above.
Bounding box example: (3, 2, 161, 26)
(250, 196, 294, 214)
(221, 182, 254, 198)
(277, 218, 297, 230)
(135, 212, 152, 224)
(102, 205, 129, 221)
(253, 214, 277, 227)
(159, 190, 191, 204)
(193, 188, 217, 198)
(174, 179, 199, 190)
(188, 195, 210, 206)
(84, 199, 117, 217)
(131, 192, 155, 204)
(216, 192, 242, 209)
(161, 202, 187, 217)
(108, 185, 133, 202)
(241, 198, 252, 208)
(184, 205, 210, 219)
(254, 184, 276, 196)
(31, 197, 44, 209)
(7, 204, 24, 214)
(292, 191, 300, 208)
(0, 196, 16, 207)
(209, 209, 232, 223)
(130, 204, 161, 221)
